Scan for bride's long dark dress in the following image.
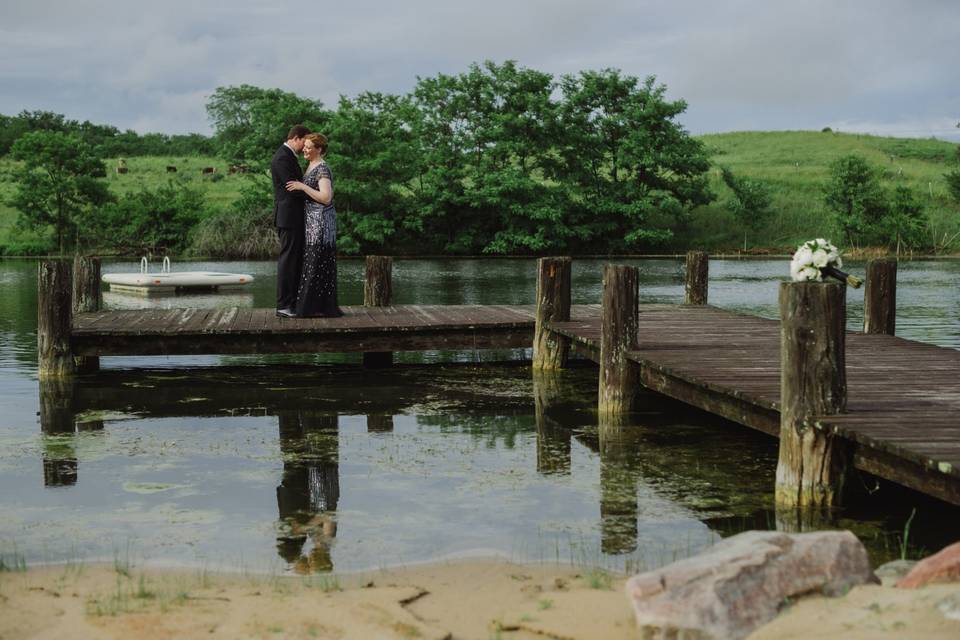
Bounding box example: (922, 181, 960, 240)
(295, 162, 342, 317)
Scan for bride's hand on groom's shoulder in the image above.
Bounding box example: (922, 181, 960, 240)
(285, 180, 304, 192)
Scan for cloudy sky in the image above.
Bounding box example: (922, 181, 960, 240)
(2, 0, 957, 139)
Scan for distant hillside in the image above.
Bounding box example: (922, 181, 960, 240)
(689, 130, 959, 252)
(2, 130, 958, 254)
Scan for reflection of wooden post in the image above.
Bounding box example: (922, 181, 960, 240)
(684, 251, 708, 305)
(39, 378, 78, 486)
(73, 255, 101, 372)
(599, 424, 641, 554)
(598, 265, 639, 418)
(776, 282, 850, 511)
(533, 257, 571, 370)
(38, 260, 75, 379)
(367, 414, 394, 433)
(864, 258, 897, 335)
(363, 256, 393, 368)
(533, 372, 571, 475)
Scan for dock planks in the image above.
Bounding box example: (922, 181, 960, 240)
(69, 301, 960, 504)
(548, 304, 960, 505)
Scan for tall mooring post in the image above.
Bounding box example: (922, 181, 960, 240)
(38, 260, 75, 379)
(362, 256, 393, 367)
(684, 251, 709, 305)
(532, 257, 571, 370)
(776, 281, 850, 512)
(598, 265, 639, 418)
(73, 255, 101, 372)
(864, 257, 897, 335)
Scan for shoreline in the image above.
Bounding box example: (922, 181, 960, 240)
(2, 558, 957, 639)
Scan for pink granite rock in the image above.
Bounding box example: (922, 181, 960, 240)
(625, 530, 877, 640)
(897, 540, 960, 588)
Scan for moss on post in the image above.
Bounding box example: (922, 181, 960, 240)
(598, 265, 639, 418)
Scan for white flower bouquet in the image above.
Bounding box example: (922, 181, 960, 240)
(789, 239, 862, 288)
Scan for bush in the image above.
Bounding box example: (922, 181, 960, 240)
(188, 179, 278, 259)
(92, 181, 206, 254)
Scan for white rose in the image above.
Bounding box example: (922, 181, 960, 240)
(794, 246, 813, 266)
(812, 249, 829, 268)
(801, 266, 821, 281)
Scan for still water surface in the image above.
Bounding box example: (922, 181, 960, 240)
(1, 257, 959, 573)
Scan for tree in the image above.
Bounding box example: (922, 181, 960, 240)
(206, 85, 328, 168)
(720, 167, 773, 248)
(9, 131, 111, 254)
(823, 155, 887, 246)
(945, 146, 960, 203)
(95, 181, 207, 253)
(551, 71, 713, 252)
(325, 92, 420, 254)
(881, 185, 927, 254)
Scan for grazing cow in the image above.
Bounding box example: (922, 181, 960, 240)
(166, 165, 177, 173)
(228, 164, 249, 174)
(116, 167, 128, 174)
(201, 167, 216, 174)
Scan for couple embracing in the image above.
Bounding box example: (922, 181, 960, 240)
(271, 125, 342, 319)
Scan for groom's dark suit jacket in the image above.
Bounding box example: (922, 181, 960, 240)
(271, 144, 305, 229)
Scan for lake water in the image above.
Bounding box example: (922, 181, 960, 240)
(1, 257, 959, 574)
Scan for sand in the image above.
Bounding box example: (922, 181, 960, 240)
(1, 559, 958, 639)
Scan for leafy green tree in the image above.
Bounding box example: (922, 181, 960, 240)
(720, 167, 773, 248)
(551, 71, 712, 252)
(326, 92, 420, 253)
(9, 131, 111, 254)
(881, 185, 927, 254)
(945, 146, 960, 203)
(206, 85, 328, 168)
(95, 181, 207, 253)
(823, 155, 887, 246)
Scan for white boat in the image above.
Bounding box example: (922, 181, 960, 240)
(102, 257, 255, 296)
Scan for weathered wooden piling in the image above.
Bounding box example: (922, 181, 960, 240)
(533, 257, 572, 370)
(776, 281, 850, 510)
(685, 251, 709, 305)
(864, 257, 897, 335)
(38, 260, 75, 379)
(73, 255, 101, 372)
(363, 256, 394, 367)
(598, 265, 639, 417)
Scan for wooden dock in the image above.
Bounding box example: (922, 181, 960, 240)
(37, 255, 960, 508)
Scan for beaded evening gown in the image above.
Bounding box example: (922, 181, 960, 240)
(295, 162, 342, 317)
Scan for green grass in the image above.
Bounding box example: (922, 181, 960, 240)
(692, 130, 960, 251)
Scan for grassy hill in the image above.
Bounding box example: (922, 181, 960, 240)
(1, 130, 958, 254)
(690, 130, 959, 252)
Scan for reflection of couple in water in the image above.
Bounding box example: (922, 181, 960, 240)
(275, 412, 339, 573)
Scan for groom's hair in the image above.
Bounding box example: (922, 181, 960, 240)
(286, 125, 311, 140)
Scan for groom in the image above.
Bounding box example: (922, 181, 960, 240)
(271, 125, 311, 317)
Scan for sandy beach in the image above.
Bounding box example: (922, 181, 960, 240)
(1, 559, 958, 639)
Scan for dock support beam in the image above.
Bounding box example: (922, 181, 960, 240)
(38, 260, 75, 380)
(363, 256, 393, 367)
(533, 257, 571, 370)
(73, 255, 101, 372)
(598, 265, 639, 418)
(684, 251, 709, 305)
(864, 257, 897, 335)
(776, 281, 850, 514)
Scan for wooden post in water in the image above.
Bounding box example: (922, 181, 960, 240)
(776, 281, 850, 511)
(73, 255, 101, 372)
(532, 257, 571, 370)
(38, 260, 75, 379)
(864, 257, 897, 335)
(598, 265, 639, 418)
(684, 251, 709, 305)
(363, 256, 393, 367)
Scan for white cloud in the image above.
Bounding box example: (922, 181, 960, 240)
(0, 0, 956, 137)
